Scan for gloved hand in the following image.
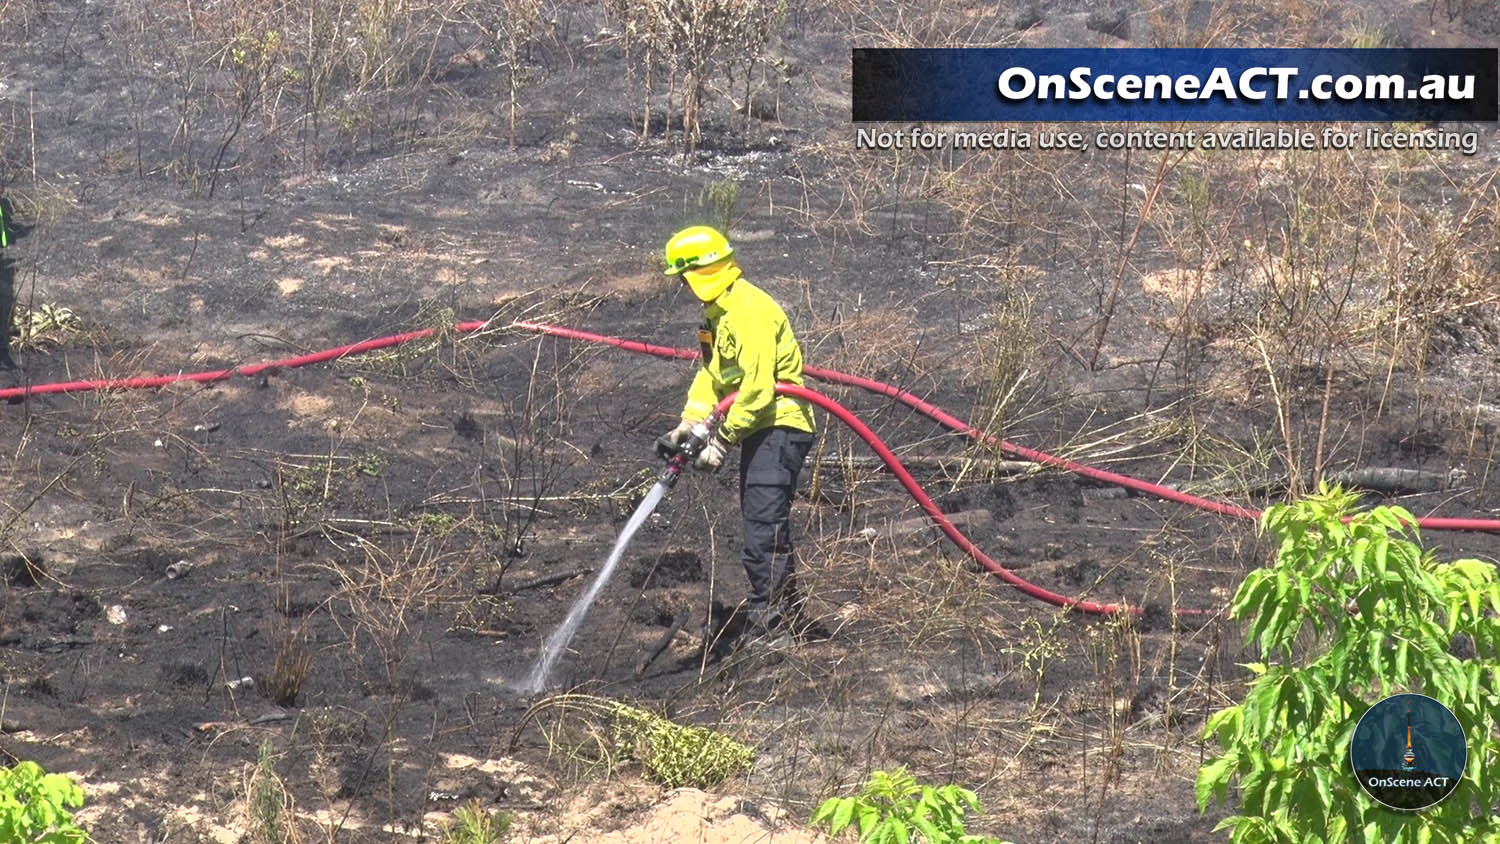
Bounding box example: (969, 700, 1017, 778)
(694, 434, 729, 471)
(656, 419, 697, 460)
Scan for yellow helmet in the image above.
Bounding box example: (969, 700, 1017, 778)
(664, 226, 739, 302)
(664, 225, 733, 276)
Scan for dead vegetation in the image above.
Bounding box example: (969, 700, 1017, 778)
(2, 1, 1499, 842)
(604, 0, 789, 154)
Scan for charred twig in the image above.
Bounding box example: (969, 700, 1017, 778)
(635, 612, 688, 678)
(506, 567, 593, 594)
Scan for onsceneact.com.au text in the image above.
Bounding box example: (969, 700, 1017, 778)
(996, 66, 1478, 103)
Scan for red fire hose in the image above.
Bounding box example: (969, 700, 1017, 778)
(0, 321, 491, 399)
(513, 321, 1500, 532)
(720, 385, 1194, 617)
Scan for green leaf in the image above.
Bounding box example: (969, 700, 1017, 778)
(858, 805, 881, 838)
(1311, 768, 1333, 810)
(1350, 535, 1371, 577)
(829, 797, 855, 836)
(810, 799, 836, 826)
(1231, 570, 1271, 622)
(1372, 537, 1390, 580)
(1204, 705, 1243, 748)
(911, 816, 945, 843)
(1259, 600, 1287, 655)
(1196, 755, 1235, 810)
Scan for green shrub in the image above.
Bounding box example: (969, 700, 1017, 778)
(811, 767, 1010, 844)
(607, 700, 755, 789)
(518, 694, 754, 789)
(0, 760, 87, 844)
(248, 740, 295, 844)
(698, 178, 741, 233)
(441, 799, 510, 844)
(1196, 484, 1500, 842)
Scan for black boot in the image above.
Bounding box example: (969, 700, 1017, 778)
(743, 604, 791, 653)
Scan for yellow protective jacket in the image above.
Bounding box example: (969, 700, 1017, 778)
(681, 276, 816, 444)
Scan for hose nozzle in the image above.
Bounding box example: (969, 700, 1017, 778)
(655, 420, 713, 487)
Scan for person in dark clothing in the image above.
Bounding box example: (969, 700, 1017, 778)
(0, 193, 30, 371)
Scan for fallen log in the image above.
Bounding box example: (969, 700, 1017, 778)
(1327, 467, 1462, 495)
(1168, 466, 1464, 499)
(506, 567, 593, 593)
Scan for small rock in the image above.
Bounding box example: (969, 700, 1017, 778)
(157, 624, 173, 633)
(105, 605, 127, 625)
(1086, 7, 1130, 37)
(1447, 466, 1468, 489)
(1013, 4, 1043, 30)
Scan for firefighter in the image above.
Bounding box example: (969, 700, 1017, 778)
(660, 225, 817, 649)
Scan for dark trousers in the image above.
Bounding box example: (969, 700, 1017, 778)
(738, 426, 815, 624)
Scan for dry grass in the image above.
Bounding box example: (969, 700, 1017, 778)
(264, 625, 314, 707)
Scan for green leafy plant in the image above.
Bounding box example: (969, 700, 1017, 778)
(1196, 483, 1500, 842)
(811, 767, 1010, 844)
(512, 694, 754, 788)
(12, 303, 81, 351)
(611, 704, 754, 789)
(441, 799, 510, 844)
(1005, 615, 1064, 715)
(248, 740, 297, 844)
(699, 178, 741, 233)
(0, 760, 87, 844)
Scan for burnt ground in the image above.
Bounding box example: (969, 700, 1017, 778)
(2, 1, 1499, 842)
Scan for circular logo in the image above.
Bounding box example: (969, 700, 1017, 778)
(1350, 693, 1466, 811)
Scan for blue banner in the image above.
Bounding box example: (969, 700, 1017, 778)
(852, 48, 1498, 122)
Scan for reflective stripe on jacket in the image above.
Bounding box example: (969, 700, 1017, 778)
(681, 278, 815, 443)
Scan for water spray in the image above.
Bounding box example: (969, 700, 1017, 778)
(519, 411, 724, 694)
